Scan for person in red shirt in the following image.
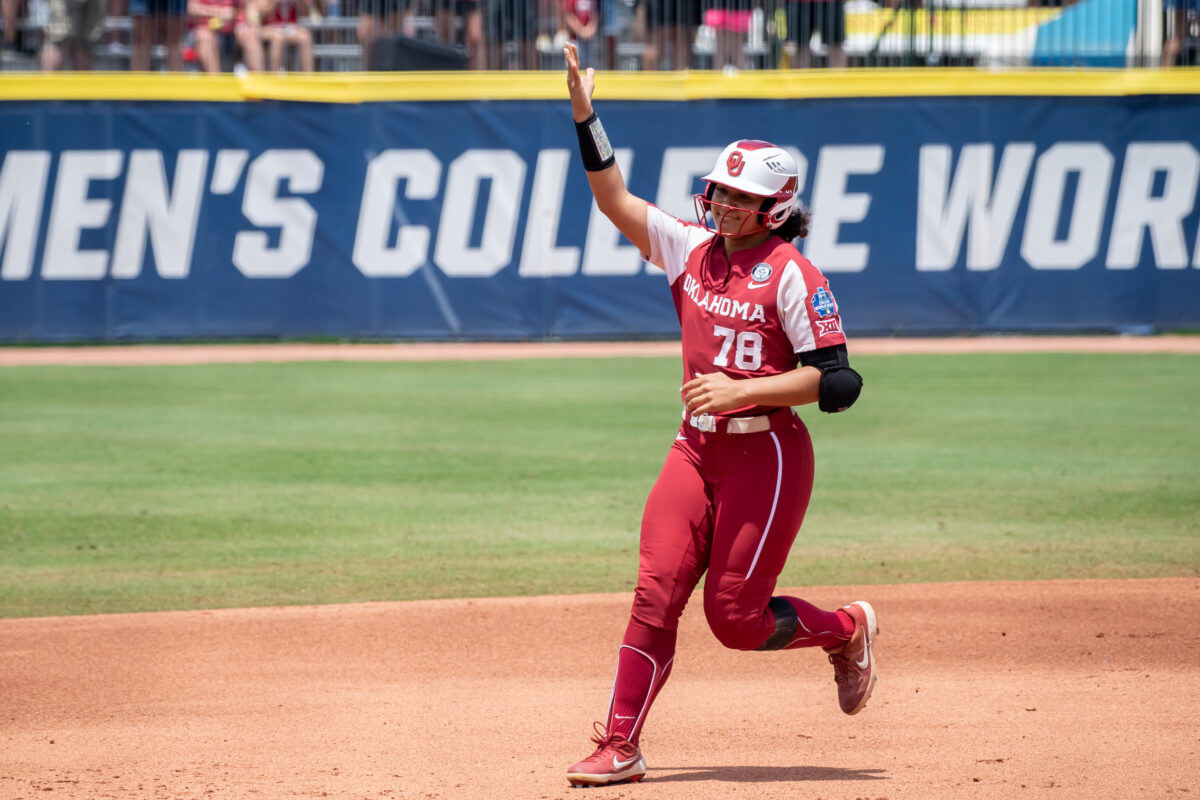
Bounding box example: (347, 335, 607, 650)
(562, 42, 877, 788)
(562, 0, 597, 67)
(188, 0, 264, 72)
(262, 0, 313, 71)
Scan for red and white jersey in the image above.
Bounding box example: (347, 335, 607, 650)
(565, 0, 595, 25)
(645, 204, 847, 416)
(268, 0, 299, 25)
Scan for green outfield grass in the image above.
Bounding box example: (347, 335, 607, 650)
(1, 353, 1197, 618)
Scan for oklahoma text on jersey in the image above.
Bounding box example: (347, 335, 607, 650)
(680, 273, 768, 323)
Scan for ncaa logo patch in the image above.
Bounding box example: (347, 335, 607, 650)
(811, 286, 837, 318)
(751, 263, 773, 282)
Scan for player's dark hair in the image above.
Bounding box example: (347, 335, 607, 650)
(773, 205, 811, 242)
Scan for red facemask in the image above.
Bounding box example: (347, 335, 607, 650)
(692, 191, 769, 238)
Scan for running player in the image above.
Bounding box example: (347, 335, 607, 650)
(563, 42, 878, 788)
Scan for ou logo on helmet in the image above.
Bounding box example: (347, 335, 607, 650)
(726, 151, 745, 177)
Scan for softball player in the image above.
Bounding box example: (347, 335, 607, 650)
(563, 43, 878, 788)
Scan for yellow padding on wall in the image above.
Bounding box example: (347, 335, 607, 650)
(1, 68, 1198, 104)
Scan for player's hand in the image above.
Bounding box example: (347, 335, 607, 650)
(564, 40, 595, 123)
(682, 372, 744, 414)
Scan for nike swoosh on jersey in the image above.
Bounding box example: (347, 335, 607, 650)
(612, 755, 640, 770)
(747, 281, 771, 289)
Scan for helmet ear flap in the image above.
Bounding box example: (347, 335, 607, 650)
(758, 196, 773, 225)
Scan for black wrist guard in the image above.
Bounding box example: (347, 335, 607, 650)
(574, 112, 616, 172)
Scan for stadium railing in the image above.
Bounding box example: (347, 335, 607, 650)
(0, 0, 1195, 72)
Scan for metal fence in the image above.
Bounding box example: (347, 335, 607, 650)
(1, 0, 1196, 72)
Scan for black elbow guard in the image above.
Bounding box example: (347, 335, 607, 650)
(818, 367, 863, 413)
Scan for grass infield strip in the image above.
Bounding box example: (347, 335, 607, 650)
(1, 352, 1197, 619)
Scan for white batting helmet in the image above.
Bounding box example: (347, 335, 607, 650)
(694, 140, 799, 233)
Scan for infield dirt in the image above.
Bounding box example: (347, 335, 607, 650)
(2, 579, 1198, 800)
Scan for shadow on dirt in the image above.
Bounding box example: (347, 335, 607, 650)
(647, 765, 887, 783)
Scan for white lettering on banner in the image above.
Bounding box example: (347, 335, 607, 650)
(233, 150, 323, 279)
(210, 150, 249, 194)
(111, 149, 207, 279)
(916, 143, 1035, 272)
(657, 147, 721, 221)
(583, 149, 649, 276)
(682, 274, 765, 322)
(1106, 142, 1200, 270)
(805, 145, 885, 273)
(1021, 143, 1112, 271)
(4, 138, 1200, 285)
(519, 149, 577, 277)
(435, 149, 525, 278)
(43, 150, 124, 280)
(353, 149, 441, 278)
(0, 151, 50, 281)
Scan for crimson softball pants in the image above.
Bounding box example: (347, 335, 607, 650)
(631, 410, 815, 648)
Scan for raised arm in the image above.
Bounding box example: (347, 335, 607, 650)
(564, 42, 650, 257)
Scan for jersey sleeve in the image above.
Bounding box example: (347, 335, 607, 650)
(777, 259, 848, 354)
(645, 204, 712, 286)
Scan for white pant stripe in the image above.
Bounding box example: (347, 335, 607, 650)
(744, 431, 783, 584)
(606, 644, 659, 736)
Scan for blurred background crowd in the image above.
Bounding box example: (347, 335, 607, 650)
(0, 0, 1196, 73)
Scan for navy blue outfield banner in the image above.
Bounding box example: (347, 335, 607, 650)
(1, 95, 1198, 341)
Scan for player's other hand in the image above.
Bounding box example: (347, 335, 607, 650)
(564, 41, 595, 123)
(682, 372, 744, 414)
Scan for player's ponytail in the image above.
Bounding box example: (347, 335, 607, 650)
(773, 205, 811, 242)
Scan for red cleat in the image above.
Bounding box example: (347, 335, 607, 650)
(566, 722, 647, 788)
(826, 600, 879, 715)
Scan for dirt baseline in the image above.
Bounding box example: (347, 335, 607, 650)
(3, 578, 1198, 800)
(1, 334, 1199, 366)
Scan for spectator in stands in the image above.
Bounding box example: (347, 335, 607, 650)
(39, 0, 104, 66)
(562, 0, 596, 66)
(41, 0, 105, 69)
(642, 0, 700, 69)
(788, 0, 846, 68)
(132, 0, 186, 69)
(188, 0, 263, 71)
(486, 0, 537, 68)
(262, 0, 313, 70)
(1163, 0, 1199, 66)
(2, 0, 22, 54)
(704, 0, 751, 72)
(601, 0, 635, 69)
(434, 0, 484, 69)
(356, 0, 407, 69)
(104, 0, 123, 55)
